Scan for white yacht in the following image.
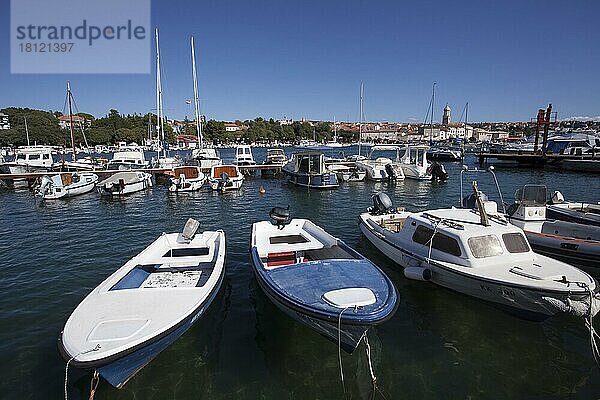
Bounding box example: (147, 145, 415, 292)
(359, 190, 599, 321)
(191, 148, 221, 169)
(97, 171, 153, 196)
(4, 146, 55, 173)
(107, 151, 149, 170)
(35, 172, 98, 199)
(355, 145, 404, 181)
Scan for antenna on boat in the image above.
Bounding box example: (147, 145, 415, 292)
(472, 181, 490, 226)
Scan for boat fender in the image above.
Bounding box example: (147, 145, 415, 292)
(404, 266, 432, 281)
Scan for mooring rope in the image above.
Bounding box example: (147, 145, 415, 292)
(337, 306, 350, 396)
(583, 285, 600, 369)
(64, 344, 101, 400)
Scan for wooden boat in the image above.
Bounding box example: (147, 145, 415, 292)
(251, 208, 398, 352)
(59, 219, 226, 388)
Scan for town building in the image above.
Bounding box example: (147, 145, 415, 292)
(176, 134, 199, 148)
(225, 123, 241, 132)
(58, 115, 91, 129)
(0, 112, 10, 130)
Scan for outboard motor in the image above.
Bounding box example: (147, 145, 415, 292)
(429, 162, 448, 181)
(384, 163, 396, 180)
(550, 190, 565, 204)
(217, 172, 230, 191)
(270, 206, 291, 229)
(369, 192, 394, 215)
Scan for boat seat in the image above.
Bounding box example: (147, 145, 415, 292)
(266, 251, 296, 267)
(303, 245, 355, 261)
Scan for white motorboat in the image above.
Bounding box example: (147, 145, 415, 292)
(506, 185, 600, 268)
(156, 155, 183, 169)
(251, 207, 397, 353)
(234, 145, 256, 167)
(168, 166, 205, 192)
(327, 164, 366, 182)
(359, 190, 600, 321)
(107, 151, 149, 170)
(1, 146, 57, 188)
(427, 147, 463, 161)
(191, 148, 222, 169)
(397, 144, 441, 180)
(263, 148, 287, 166)
(59, 219, 226, 388)
(355, 145, 405, 181)
(98, 171, 153, 196)
(35, 172, 98, 199)
(208, 165, 244, 191)
(546, 192, 600, 227)
(282, 152, 339, 189)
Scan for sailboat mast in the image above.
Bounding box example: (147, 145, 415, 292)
(358, 82, 363, 156)
(429, 81, 436, 145)
(333, 115, 337, 143)
(67, 81, 76, 161)
(155, 28, 165, 158)
(191, 36, 203, 150)
(24, 117, 30, 146)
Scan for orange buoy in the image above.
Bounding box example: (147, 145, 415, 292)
(259, 184, 266, 194)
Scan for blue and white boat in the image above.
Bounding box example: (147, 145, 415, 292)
(58, 219, 226, 388)
(250, 208, 398, 353)
(282, 151, 339, 189)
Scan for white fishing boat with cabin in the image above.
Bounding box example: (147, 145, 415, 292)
(58, 219, 226, 388)
(107, 151, 149, 170)
(359, 189, 600, 321)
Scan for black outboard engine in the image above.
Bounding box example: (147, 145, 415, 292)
(430, 162, 448, 181)
(384, 163, 396, 180)
(463, 191, 488, 209)
(369, 192, 394, 215)
(269, 206, 291, 229)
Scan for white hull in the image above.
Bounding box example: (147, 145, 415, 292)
(36, 173, 98, 199)
(98, 172, 153, 196)
(209, 177, 243, 191)
(359, 211, 599, 319)
(399, 163, 431, 180)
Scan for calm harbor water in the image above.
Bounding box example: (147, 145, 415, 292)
(1, 147, 599, 399)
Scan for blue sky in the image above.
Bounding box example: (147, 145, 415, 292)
(1, 0, 599, 122)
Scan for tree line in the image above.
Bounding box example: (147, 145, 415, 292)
(0, 108, 358, 147)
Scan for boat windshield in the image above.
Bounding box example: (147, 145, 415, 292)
(298, 154, 322, 174)
(515, 185, 546, 206)
(468, 235, 504, 258)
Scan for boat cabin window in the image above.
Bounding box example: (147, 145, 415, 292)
(43, 154, 50, 159)
(502, 233, 530, 253)
(468, 235, 503, 258)
(29, 154, 40, 160)
(516, 185, 546, 206)
(298, 154, 322, 174)
(16, 154, 26, 160)
(412, 225, 462, 257)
